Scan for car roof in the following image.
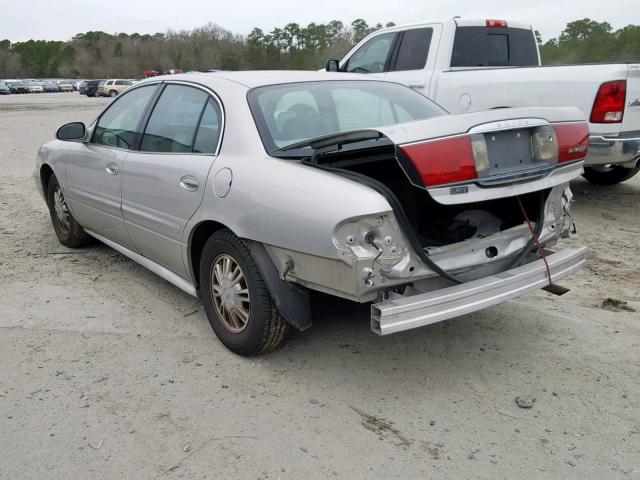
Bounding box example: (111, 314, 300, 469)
(140, 70, 373, 89)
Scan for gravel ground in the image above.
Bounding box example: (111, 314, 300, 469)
(1, 93, 639, 479)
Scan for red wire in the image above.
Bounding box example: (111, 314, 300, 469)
(516, 195, 552, 286)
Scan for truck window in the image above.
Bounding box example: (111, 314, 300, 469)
(345, 32, 396, 73)
(451, 27, 538, 67)
(392, 28, 433, 71)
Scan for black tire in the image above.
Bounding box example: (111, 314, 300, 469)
(199, 229, 290, 356)
(109, 90, 117, 97)
(582, 165, 640, 185)
(46, 175, 92, 248)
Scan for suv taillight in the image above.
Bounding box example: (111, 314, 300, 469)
(590, 80, 626, 123)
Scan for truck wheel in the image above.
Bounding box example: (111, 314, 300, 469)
(199, 229, 290, 356)
(109, 90, 117, 97)
(582, 165, 640, 185)
(47, 175, 92, 248)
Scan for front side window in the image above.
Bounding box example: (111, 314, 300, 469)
(92, 85, 156, 149)
(345, 32, 396, 73)
(248, 80, 446, 152)
(140, 85, 209, 153)
(393, 28, 433, 71)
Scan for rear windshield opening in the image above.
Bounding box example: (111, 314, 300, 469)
(451, 26, 538, 67)
(247, 80, 446, 154)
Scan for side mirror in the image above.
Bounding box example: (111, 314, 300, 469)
(56, 122, 86, 141)
(325, 59, 340, 72)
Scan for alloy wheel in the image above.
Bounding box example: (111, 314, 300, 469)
(53, 187, 71, 234)
(210, 254, 251, 333)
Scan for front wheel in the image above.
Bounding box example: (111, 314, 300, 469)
(109, 90, 117, 97)
(199, 230, 290, 356)
(582, 165, 640, 185)
(46, 175, 92, 248)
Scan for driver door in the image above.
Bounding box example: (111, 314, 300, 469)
(64, 84, 158, 250)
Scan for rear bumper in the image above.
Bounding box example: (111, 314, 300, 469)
(371, 246, 586, 335)
(586, 133, 640, 167)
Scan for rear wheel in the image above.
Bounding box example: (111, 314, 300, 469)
(46, 175, 92, 248)
(199, 229, 290, 356)
(582, 165, 640, 185)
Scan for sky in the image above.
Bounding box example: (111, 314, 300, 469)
(0, 0, 638, 43)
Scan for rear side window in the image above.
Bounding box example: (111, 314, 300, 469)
(193, 100, 222, 154)
(141, 84, 209, 153)
(451, 27, 538, 67)
(393, 28, 433, 71)
(93, 85, 156, 149)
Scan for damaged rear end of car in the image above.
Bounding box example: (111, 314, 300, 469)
(250, 80, 588, 336)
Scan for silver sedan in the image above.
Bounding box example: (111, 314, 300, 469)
(35, 71, 588, 355)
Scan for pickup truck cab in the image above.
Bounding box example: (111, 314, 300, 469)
(330, 18, 640, 185)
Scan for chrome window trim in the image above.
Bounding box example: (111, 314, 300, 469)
(89, 80, 226, 158)
(89, 82, 161, 152)
(136, 80, 226, 157)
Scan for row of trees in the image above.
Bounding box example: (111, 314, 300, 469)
(0, 18, 639, 79)
(539, 19, 640, 63)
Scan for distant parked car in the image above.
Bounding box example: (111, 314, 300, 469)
(27, 82, 44, 93)
(42, 82, 60, 93)
(79, 80, 104, 97)
(57, 82, 73, 92)
(0, 81, 10, 94)
(8, 81, 29, 94)
(98, 79, 133, 97)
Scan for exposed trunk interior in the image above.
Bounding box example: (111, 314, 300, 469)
(318, 145, 548, 248)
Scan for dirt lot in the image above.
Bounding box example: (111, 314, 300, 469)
(1, 93, 639, 479)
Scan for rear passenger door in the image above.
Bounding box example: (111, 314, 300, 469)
(384, 25, 441, 96)
(121, 83, 223, 278)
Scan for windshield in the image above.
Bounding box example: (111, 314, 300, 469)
(248, 80, 446, 153)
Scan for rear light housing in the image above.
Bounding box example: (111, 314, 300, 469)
(399, 122, 588, 188)
(554, 123, 589, 162)
(400, 136, 477, 187)
(486, 19, 508, 28)
(590, 80, 626, 123)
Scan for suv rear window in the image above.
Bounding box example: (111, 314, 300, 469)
(451, 27, 538, 67)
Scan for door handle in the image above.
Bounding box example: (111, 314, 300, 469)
(179, 175, 199, 192)
(105, 163, 119, 175)
(408, 83, 425, 90)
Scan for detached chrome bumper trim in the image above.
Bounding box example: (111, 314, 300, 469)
(371, 247, 587, 336)
(586, 133, 640, 167)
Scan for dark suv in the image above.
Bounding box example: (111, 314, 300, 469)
(79, 80, 103, 97)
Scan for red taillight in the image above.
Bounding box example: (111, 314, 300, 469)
(400, 135, 477, 187)
(554, 123, 589, 163)
(486, 19, 508, 28)
(590, 80, 626, 123)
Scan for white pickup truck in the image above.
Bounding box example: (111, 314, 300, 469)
(327, 18, 640, 185)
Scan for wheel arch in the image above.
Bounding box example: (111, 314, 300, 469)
(187, 220, 312, 331)
(187, 219, 229, 289)
(40, 163, 55, 207)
